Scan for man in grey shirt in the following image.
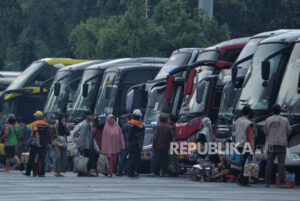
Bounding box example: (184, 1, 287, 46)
(78, 110, 94, 176)
(264, 104, 291, 188)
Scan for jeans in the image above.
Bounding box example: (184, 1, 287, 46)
(54, 145, 67, 172)
(26, 145, 46, 176)
(45, 144, 55, 171)
(265, 145, 286, 185)
(117, 149, 128, 174)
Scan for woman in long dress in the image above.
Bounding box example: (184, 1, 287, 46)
(101, 114, 125, 177)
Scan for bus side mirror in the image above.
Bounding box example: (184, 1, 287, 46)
(166, 75, 174, 101)
(82, 83, 89, 97)
(261, 61, 270, 81)
(185, 69, 196, 95)
(126, 89, 134, 111)
(148, 89, 157, 108)
(54, 83, 61, 96)
(232, 67, 237, 86)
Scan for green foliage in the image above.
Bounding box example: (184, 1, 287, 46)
(69, 0, 230, 59)
(2, 0, 300, 71)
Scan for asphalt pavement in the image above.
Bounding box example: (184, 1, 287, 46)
(0, 170, 299, 201)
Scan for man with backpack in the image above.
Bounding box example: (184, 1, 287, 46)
(23, 111, 49, 177)
(2, 114, 20, 172)
(127, 109, 145, 177)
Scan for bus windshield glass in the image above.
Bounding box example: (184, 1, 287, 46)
(94, 72, 118, 115)
(7, 62, 44, 90)
(277, 42, 300, 113)
(155, 52, 191, 80)
(178, 66, 214, 123)
(236, 43, 287, 111)
(143, 86, 168, 124)
(43, 70, 82, 114)
(68, 69, 101, 118)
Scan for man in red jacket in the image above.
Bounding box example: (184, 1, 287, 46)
(151, 114, 173, 177)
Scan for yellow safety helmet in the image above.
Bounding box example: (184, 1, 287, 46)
(33, 111, 43, 117)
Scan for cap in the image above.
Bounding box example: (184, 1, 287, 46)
(120, 114, 128, 119)
(33, 111, 43, 117)
(133, 109, 142, 117)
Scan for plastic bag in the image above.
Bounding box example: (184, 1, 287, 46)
(244, 155, 259, 178)
(97, 154, 109, 173)
(74, 154, 89, 174)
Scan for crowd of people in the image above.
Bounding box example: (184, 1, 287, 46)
(0, 104, 293, 188)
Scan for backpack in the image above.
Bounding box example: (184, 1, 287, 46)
(127, 124, 139, 150)
(36, 123, 48, 147)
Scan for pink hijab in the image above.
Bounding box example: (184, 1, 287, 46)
(101, 114, 125, 154)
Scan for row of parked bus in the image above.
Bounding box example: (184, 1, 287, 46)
(1, 29, 300, 174)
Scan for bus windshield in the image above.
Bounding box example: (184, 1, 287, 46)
(94, 72, 118, 115)
(277, 42, 300, 113)
(178, 66, 214, 123)
(43, 70, 82, 114)
(236, 43, 287, 111)
(68, 69, 102, 119)
(143, 86, 168, 124)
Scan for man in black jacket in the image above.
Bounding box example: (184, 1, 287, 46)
(127, 109, 145, 177)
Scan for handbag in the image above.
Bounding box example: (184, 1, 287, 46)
(97, 154, 109, 173)
(74, 154, 89, 174)
(244, 155, 259, 178)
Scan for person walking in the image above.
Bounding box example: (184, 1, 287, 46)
(24, 111, 48, 177)
(78, 111, 94, 176)
(116, 114, 129, 176)
(264, 104, 291, 188)
(3, 114, 20, 172)
(151, 114, 173, 177)
(233, 105, 256, 186)
(54, 114, 70, 177)
(101, 114, 125, 177)
(126, 110, 144, 177)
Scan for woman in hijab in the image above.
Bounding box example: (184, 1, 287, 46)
(101, 114, 125, 177)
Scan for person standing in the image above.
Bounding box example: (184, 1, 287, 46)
(116, 114, 129, 176)
(54, 114, 70, 177)
(264, 104, 291, 188)
(168, 114, 178, 176)
(3, 114, 20, 172)
(151, 114, 173, 177)
(92, 114, 105, 176)
(43, 113, 56, 172)
(78, 111, 94, 176)
(126, 110, 145, 177)
(24, 111, 48, 177)
(15, 117, 28, 170)
(233, 105, 256, 186)
(101, 114, 125, 177)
